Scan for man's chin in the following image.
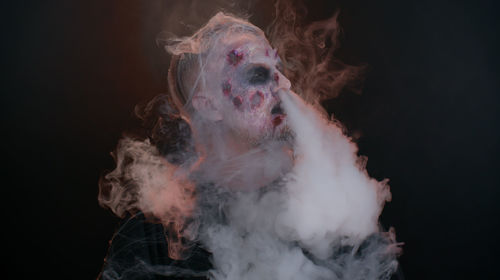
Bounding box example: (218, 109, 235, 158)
(231, 119, 293, 147)
(250, 124, 293, 146)
(273, 123, 294, 142)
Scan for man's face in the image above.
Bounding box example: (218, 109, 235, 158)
(204, 34, 291, 143)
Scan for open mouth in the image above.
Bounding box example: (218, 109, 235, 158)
(271, 102, 286, 126)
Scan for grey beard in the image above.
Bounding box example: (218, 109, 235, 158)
(240, 124, 295, 148)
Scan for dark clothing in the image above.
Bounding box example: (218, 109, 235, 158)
(99, 213, 211, 280)
(99, 214, 405, 280)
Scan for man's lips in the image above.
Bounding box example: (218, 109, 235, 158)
(272, 114, 285, 126)
(271, 102, 286, 127)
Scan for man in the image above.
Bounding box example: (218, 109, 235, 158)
(99, 12, 400, 280)
(99, 13, 294, 280)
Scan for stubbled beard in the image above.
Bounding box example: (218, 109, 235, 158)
(239, 123, 295, 148)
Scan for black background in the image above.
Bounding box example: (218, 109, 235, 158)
(2, 0, 499, 279)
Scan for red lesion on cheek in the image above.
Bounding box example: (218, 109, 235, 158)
(222, 80, 231, 96)
(232, 96, 243, 109)
(273, 73, 279, 83)
(250, 91, 264, 109)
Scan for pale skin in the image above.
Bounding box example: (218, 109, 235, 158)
(189, 34, 294, 190)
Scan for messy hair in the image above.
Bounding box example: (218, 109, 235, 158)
(165, 12, 263, 118)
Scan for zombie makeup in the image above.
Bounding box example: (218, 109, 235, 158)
(222, 80, 232, 96)
(209, 38, 291, 141)
(232, 95, 243, 109)
(227, 49, 244, 66)
(250, 91, 264, 109)
(247, 65, 271, 85)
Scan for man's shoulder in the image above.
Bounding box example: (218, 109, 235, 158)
(99, 213, 211, 280)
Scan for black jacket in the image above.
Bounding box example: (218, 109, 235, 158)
(99, 213, 211, 280)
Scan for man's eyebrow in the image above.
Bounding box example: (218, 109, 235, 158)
(241, 62, 268, 71)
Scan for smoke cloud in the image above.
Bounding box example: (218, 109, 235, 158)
(99, 92, 400, 279)
(194, 90, 398, 280)
(99, 2, 401, 279)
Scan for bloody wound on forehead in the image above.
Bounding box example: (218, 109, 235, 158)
(227, 49, 244, 66)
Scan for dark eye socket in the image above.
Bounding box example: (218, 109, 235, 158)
(248, 66, 270, 85)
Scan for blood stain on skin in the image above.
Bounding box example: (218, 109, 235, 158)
(272, 115, 284, 127)
(232, 96, 243, 109)
(250, 91, 264, 109)
(227, 49, 244, 66)
(222, 81, 232, 96)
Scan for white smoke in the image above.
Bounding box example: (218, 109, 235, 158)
(196, 90, 397, 280)
(100, 96, 399, 278)
(277, 90, 392, 257)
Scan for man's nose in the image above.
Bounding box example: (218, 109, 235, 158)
(271, 71, 291, 98)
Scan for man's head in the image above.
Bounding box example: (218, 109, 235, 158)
(168, 13, 291, 145)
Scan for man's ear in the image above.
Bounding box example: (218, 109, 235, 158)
(191, 95, 223, 121)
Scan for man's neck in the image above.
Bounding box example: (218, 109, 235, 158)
(192, 121, 293, 190)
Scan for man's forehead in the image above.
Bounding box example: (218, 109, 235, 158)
(217, 35, 277, 62)
(227, 40, 279, 66)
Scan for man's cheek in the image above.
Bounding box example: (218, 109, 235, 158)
(220, 80, 243, 110)
(221, 80, 231, 97)
(232, 90, 266, 111)
(232, 96, 243, 109)
(250, 91, 264, 109)
(221, 81, 269, 111)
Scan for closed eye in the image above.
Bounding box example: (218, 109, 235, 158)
(248, 66, 270, 85)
